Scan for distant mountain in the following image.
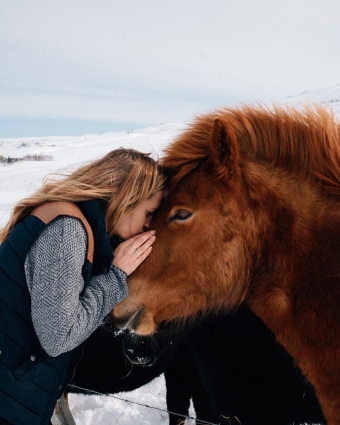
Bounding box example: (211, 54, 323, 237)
(284, 84, 340, 115)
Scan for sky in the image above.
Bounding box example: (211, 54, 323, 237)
(1, 0, 340, 138)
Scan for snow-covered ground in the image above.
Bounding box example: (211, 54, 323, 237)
(1, 87, 338, 424)
(69, 375, 179, 425)
(0, 123, 183, 229)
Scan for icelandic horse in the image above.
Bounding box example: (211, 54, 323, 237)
(111, 105, 340, 424)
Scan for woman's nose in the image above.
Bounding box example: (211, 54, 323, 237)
(144, 216, 152, 231)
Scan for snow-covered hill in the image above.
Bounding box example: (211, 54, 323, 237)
(285, 84, 340, 115)
(1, 85, 338, 424)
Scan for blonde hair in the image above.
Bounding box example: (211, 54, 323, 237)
(0, 148, 165, 243)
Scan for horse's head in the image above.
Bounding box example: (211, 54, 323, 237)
(110, 118, 258, 335)
(111, 105, 323, 334)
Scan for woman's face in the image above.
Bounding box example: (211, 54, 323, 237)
(115, 190, 163, 240)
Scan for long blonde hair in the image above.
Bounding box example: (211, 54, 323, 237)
(0, 148, 165, 242)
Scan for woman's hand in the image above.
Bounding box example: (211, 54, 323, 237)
(112, 230, 156, 276)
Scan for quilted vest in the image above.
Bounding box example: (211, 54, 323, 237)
(0, 201, 110, 425)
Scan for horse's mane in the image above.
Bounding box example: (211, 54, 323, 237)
(162, 105, 340, 196)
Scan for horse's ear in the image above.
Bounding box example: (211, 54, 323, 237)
(208, 118, 239, 181)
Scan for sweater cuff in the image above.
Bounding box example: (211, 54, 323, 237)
(109, 265, 129, 303)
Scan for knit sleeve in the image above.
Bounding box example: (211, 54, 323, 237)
(24, 216, 128, 357)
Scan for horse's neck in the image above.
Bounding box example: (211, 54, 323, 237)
(247, 166, 340, 317)
(246, 176, 340, 422)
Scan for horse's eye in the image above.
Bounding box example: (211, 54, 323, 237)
(169, 209, 192, 222)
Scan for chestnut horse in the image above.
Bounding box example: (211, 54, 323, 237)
(111, 105, 340, 425)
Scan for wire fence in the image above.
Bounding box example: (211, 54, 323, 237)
(68, 384, 239, 425)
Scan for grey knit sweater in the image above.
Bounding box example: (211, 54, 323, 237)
(24, 216, 128, 357)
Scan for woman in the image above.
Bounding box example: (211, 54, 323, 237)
(0, 148, 165, 425)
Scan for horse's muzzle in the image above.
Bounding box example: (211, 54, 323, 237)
(106, 306, 145, 333)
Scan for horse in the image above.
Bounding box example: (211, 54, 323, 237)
(110, 105, 340, 425)
(69, 305, 324, 425)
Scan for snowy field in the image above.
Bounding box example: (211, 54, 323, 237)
(1, 87, 339, 424)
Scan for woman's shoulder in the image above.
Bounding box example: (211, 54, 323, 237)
(25, 216, 88, 269)
(30, 202, 94, 261)
(44, 215, 87, 240)
(28, 216, 88, 255)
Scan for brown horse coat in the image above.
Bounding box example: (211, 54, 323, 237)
(112, 106, 340, 424)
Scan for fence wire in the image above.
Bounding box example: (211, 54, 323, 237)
(69, 384, 228, 425)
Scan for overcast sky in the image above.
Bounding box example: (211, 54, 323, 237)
(1, 0, 340, 138)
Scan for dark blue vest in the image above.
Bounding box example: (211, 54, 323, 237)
(0, 201, 113, 425)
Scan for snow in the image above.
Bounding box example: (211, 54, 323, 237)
(68, 376, 189, 425)
(1, 87, 338, 424)
(284, 84, 340, 115)
(0, 123, 184, 229)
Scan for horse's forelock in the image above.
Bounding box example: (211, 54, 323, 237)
(161, 116, 213, 187)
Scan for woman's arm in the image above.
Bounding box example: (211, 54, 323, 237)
(24, 216, 128, 357)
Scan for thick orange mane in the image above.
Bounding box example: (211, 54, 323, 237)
(162, 105, 340, 196)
